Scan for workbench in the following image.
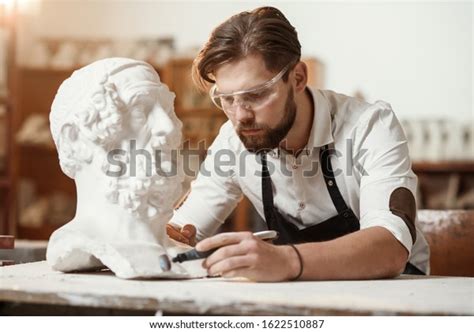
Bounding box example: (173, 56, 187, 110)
(0, 261, 473, 315)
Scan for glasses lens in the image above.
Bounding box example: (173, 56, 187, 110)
(220, 95, 235, 110)
(210, 66, 285, 112)
(211, 95, 223, 109)
(242, 88, 271, 105)
(211, 91, 236, 111)
(213, 86, 278, 112)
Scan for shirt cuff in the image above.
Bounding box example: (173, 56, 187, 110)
(360, 210, 414, 256)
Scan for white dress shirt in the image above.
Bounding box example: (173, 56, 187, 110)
(170, 88, 430, 274)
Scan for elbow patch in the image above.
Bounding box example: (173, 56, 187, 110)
(389, 187, 417, 244)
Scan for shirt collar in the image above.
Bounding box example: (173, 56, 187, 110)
(268, 87, 334, 158)
(269, 88, 334, 158)
(306, 88, 334, 152)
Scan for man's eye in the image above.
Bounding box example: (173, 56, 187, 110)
(248, 93, 261, 99)
(245, 91, 267, 101)
(221, 96, 234, 104)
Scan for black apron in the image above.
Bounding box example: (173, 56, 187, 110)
(260, 145, 424, 275)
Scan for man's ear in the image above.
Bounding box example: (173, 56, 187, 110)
(292, 61, 308, 93)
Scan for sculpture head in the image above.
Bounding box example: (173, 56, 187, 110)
(50, 58, 184, 221)
(46, 58, 201, 279)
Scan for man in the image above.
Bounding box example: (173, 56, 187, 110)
(167, 6, 429, 281)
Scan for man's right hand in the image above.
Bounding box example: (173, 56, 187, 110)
(166, 224, 197, 246)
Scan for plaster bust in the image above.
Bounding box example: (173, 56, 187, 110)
(46, 58, 204, 279)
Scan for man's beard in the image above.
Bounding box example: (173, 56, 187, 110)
(236, 87, 297, 153)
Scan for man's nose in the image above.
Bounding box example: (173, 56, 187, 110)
(233, 103, 254, 123)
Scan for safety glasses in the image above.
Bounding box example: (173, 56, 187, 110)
(209, 63, 291, 113)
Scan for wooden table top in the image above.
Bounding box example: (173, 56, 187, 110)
(0, 261, 473, 315)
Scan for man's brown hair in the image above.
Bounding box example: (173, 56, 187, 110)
(192, 6, 301, 91)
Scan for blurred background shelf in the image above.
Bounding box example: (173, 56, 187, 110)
(3, 57, 242, 238)
(414, 161, 474, 210)
(4, 54, 474, 239)
(0, 1, 472, 241)
(0, 177, 9, 188)
(413, 161, 474, 173)
(17, 224, 57, 240)
(4, 49, 324, 240)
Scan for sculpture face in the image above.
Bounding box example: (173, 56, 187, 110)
(46, 58, 204, 279)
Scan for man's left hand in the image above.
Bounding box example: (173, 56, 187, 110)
(196, 231, 300, 282)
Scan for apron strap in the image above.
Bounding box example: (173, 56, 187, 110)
(261, 145, 351, 221)
(319, 145, 350, 213)
(260, 153, 276, 224)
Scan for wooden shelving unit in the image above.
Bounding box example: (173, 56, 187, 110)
(0, 97, 11, 235)
(0, 178, 9, 188)
(0, 1, 16, 235)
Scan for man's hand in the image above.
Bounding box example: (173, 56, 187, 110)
(196, 231, 301, 282)
(166, 224, 197, 246)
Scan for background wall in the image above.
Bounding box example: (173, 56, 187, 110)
(16, 0, 473, 121)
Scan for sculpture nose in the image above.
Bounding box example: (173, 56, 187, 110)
(154, 125, 172, 138)
(152, 108, 182, 147)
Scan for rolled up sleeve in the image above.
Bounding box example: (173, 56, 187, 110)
(170, 121, 243, 240)
(355, 101, 418, 255)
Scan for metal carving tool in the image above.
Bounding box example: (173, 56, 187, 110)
(159, 230, 279, 271)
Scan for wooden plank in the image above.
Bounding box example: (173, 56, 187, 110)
(0, 260, 14, 266)
(413, 161, 474, 173)
(0, 235, 14, 249)
(0, 261, 472, 315)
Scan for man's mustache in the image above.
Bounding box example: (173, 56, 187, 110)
(237, 123, 265, 131)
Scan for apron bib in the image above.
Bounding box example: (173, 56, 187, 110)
(260, 145, 424, 275)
